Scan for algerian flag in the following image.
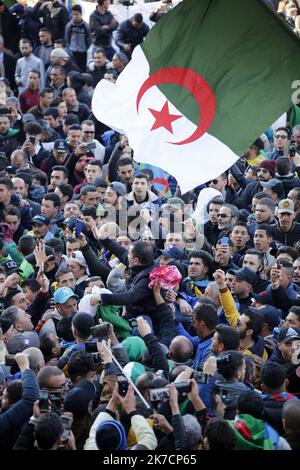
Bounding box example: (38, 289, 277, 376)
(92, 0, 300, 193)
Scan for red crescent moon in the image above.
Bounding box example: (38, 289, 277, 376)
(136, 67, 216, 145)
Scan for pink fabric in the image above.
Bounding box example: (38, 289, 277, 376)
(148, 265, 182, 289)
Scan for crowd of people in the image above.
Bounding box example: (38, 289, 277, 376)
(0, 0, 300, 453)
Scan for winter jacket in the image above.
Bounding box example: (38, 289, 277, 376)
(261, 392, 298, 435)
(270, 285, 300, 316)
(65, 19, 91, 53)
(272, 222, 300, 247)
(240, 181, 264, 210)
(175, 322, 214, 371)
(33, 0, 69, 41)
(143, 332, 169, 380)
(0, 369, 39, 450)
(89, 8, 118, 48)
(0, 193, 32, 230)
(116, 19, 149, 58)
(0, 128, 21, 159)
(0, 8, 20, 53)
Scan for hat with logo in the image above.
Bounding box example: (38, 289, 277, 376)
(108, 181, 127, 196)
(160, 245, 184, 261)
(278, 327, 300, 344)
(251, 290, 274, 306)
(54, 139, 68, 153)
(0, 259, 22, 275)
(249, 306, 281, 330)
(32, 214, 50, 226)
(278, 199, 295, 215)
(261, 178, 285, 197)
(232, 266, 257, 286)
(7, 332, 40, 354)
(53, 287, 78, 304)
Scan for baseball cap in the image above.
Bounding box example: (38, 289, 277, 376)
(54, 139, 68, 153)
(278, 327, 300, 344)
(108, 181, 127, 196)
(261, 178, 284, 197)
(94, 177, 107, 188)
(166, 197, 185, 209)
(0, 259, 22, 275)
(160, 245, 184, 261)
(51, 48, 69, 60)
(32, 214, 50, 225)
(251, 290, 274, 306)
(249, 306, 281, 330)
(22, 113, 36, 123)
(7, 332, 40, 354)
(278, 199, 295, 215)
(53, 287, 78, 304)
(232, 266, 257, 285)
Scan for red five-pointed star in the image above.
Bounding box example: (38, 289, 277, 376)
(148, 101, 182, 133)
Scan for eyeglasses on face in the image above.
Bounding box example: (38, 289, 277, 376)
(275, 134, 288, 139)
(217, 213, 229, 218)
(83, 131, 95, 134)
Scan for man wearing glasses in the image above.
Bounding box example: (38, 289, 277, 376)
(208, 172, 243, 208)
(81, 120, 105, 163)
(267, 127, 290, 160)
(217, 203, 239, 238)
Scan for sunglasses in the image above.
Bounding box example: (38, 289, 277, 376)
(217, 213, 229, 218)
(208, 179, 219, 185)
(83, 131, 95, 134)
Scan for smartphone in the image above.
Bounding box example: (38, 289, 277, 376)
(75, 219, 84, 238)
(221, 236, 229, 245)
(83, 141, 97, 151)
(0, 107, 10, 115)
(29, 136, 35, 145)
(39, 390, 49, 413)
(149, 387, 170, 401)
(61, 415, 73, 441)
(117, 376, 129, 397)
(192, 371, 209, 384)
(128, 318, 137, 328)
(4, 354, 16, 366)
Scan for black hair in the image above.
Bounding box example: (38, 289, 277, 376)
(71, 3, 82, 13)
(46, 237, 65, 255)
(117, 158, 133, 168)
(277, 246, 298, 261)
(18, 235, 36, 256)
(64, 115, 80, 126)
(193, 302, 218, 331)
(204, 418, 236, 450)
(188, 250, 214, 269)
(261, 362, 286, 390)
(289, 306, 300, 321)
(4, 204, 20, 218)
(42, 192, 61, 208)
(56, 316, 74, 342)
(133, 172, 149, 183)
(5, 380, 23, 405)
(55, 266, 73, 281)
(32, 170, 48, 187)
(43, 107, 59, 119)
(22, 278, 40, 293)
(244, 309, 264, 341)
(0, 176, 13, 190)
(24, 122, 43, 135)
(256, 197, 276, 212)
(216, 350, 244, 380)
(51, 165, 69, 179)
(3, 288, 22, 309)
(81, 205, 97, 219)
(67, 350, 96, 382)
(40, 87, 54, 97)
(15, 171, 33, 188)
(207, 197, 225, 213)
(35, 413, 63, 450)
(237, 391, 264, 419)
(29, 69, 40, 78)
(254, 223, 274, 239)
(39, 332, 58, 363)
(276, 157, 292, 176)
(57, 183, 73, 201)
(87, 160, 102, 169)
(215, 324, 240, 351)
(131, 240, 154, 265)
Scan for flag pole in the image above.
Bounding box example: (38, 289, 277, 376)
(101, 341, 152, 410)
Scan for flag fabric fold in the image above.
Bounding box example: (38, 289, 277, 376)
(92, 0, 300, 193)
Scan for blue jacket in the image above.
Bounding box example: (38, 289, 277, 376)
(0, 369, 39, 450)
(176, 322, 214, 370)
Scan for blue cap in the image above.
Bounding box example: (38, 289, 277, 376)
(249, 306, 281, 329)
(160, 245, 184, 261)
(53, 287, 78, 304)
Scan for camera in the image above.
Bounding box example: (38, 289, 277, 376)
(174, 381, 192, 394)
(83, 141, 96, 151)
(0, 107, 11, 115)
(117, 375, 129, 397)
(128, 318, 137, 328)
(192, 371, 209, 384)
(85, 341, 98, 353)
(39, 390, 49, 413)
(4, 354, 16, 367)
(49, 391, 63, 414)
(90, 323, 111, 341)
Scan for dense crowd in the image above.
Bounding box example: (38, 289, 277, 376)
(0, 0, 300, 452)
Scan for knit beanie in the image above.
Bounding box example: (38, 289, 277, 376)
(95, 420, 127, 450)
(121, 336, 146, 361)
(123, 361, 145, 384)
(258, 160, 275, 177)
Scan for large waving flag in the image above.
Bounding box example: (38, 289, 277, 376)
(92, 0, 300, 193)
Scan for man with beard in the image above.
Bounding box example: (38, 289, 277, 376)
(217, 203, 239, 240)
(15, 39, 45, 95)
(236, 309, 268, 360)
(240, 160, 275, 210)
(272, 199, 300, 247)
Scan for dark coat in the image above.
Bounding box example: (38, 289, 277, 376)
(0, 8, 20, 53)
(272, 222, 300, 247)
(33, 0, 69, 41)
(89, 8, 118, 48)
(3, 52, 16, 91)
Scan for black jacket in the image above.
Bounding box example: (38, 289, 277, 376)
(0, 8, 20, 53)
(33, 0, 69, 41)
(100, 238, 157, 318)
(272, 222, 300, 247)
(204, 220, 221, 246)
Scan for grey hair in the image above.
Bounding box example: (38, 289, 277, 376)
(182, 414, 202, 449)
